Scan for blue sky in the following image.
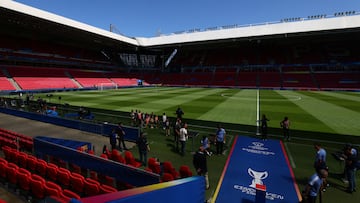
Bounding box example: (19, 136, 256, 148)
(14, 0, 360, 37)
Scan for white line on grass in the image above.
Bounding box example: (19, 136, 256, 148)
(222, 134, 234, 155)
(257, 89, 260, 125)
(284, 142, 296, 168)
(256, 89, 260, 135)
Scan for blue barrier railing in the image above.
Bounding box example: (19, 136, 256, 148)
(34, 136, 160, 187)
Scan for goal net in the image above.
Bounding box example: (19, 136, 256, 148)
(98, 83, 118, 91)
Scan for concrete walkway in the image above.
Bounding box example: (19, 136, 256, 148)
(0, 112, 136, 156)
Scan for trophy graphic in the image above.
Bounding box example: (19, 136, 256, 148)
(248, 168, 268, 188)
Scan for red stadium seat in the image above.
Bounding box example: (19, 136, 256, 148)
(30, 174, 46, 199)
(124, 151, 142, 168)
(0, 137, 5, 147)
(148, 158, 161, 174)
(70, 163, 82, 174)
(46, 163, 59, 182)
(61, 189, 81, 200)
(84, 178, 100, 196)
(17, 168, 32, 193)
(1, 146, 12, 162)
(163, 161, 179, 179)
(31, 173, 46, 183)
(103, 176, 116, 187)
(103, 148, 112, 159)
(163, 161, 173, 172)
(161, 173, 174, 182)
(124, 151, 133, 164)
(5, 162, 19, 185)
(148, 157, 156, 165)
(17, 152, 28, 168)
(0, 161, 7, 181)
(10, 149, 19, 165)
(57, 168, 71, 188)
(111, 149, 120, 158)
(57, 159, 68, 169)
(44, 181, 62, 198)
(58, 193, 71, 202)
(0, 136, 18, 149)
(100, 153, 108, 159)
(20, 139, 34, 152)
(179, 165, 193, 178)
(111, 150, 126, 164)
(35, 159, 48, 177)
(26, 155, 37, 172)
(4, 147, 19, 164)
(0, 157, 7, 165)
(99, 184, 117, 194)
(89, 170, 98, 181)
(0, 158, 7, 182)
(70, 172, 85, 195)
(144, 167, 153, 172)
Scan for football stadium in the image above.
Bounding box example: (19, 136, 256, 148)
(0, 1, 359, 203)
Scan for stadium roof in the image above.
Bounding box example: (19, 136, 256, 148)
(1, 0, 360, 48)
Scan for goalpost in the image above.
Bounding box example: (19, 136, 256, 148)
(97, 83, 118, 91)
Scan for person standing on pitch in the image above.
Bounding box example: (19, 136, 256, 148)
(136, 132, 150, 166)
(215, 124, 226, 155)
(344, 146, 358, 193)
(179, 122, 188, 156)
(175, 106, 184, 119)
(115, 122, 127, 151)
(173, 118, 182, 152)
(260, 114, 270, 140)
(280, 116, 290, 141)
(109, 128, 117, 151)
(314, 143, 327, 173)
(201, 135, 212, 156)
(314, 143, 329, 191)
(302, 169, 328, 203)
(165, 118, 171, 137)
(193, 146, 210, 190)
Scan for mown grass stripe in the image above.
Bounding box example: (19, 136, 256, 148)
(298, 91, 360, 114)
(40, 87, 209, 110)
(279, 90, 360, 136)
(127, 88, 224, 114)
(314, 91, 360, 102)
(197, 89, 257, 125)
(268, 90, 335, 134)
(163, 88, 232, 118)
(260, 90, 327, 132)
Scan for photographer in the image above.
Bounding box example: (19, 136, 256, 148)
(302, 169, 328, 203)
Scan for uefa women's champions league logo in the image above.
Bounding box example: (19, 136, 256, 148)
(248, 168, 268, 188)
(234, 168, 284, 200)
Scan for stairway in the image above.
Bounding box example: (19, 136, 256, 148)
(65, 71, 82, 88)
(309, 65, 320, 90)
(2, 68, 21, 90)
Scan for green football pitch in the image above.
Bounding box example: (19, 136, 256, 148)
(35, 87, 359, 202)
(45, 87, 360, 136)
